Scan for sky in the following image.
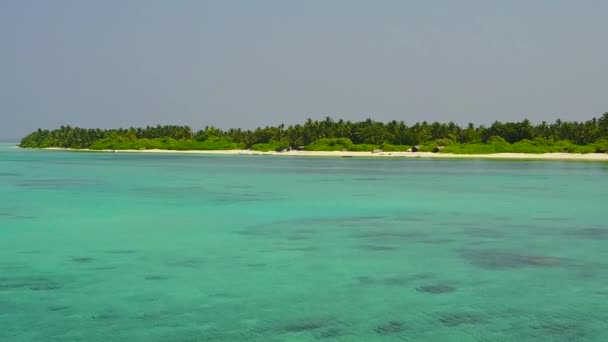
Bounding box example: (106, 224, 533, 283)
(1, 0, 607, 138)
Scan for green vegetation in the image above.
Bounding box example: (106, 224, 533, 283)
(19, 114, 608, 154)
(251, 142, 288, 152)
(88, 137, 244, 151)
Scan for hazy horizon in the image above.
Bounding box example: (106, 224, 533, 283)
(2, 0, 607, 138)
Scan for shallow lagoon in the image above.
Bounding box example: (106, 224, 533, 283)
(1, 144, 608, 341)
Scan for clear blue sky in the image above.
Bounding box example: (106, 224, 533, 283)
(1, 0, 607, 138)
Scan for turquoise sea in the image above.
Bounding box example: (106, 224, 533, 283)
(1, 143, 608, 341)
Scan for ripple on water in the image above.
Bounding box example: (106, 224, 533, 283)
(567, 227, 608, 240)
(0, 172, 21, 177)
(165, 258, 204, 269)
(16, 178, 101, 189)
(242, 215, 386, 236)
(462, 227, 505, 239)
(0, 211, 36, 220)
(0, 277, 63, 291)
(102, 250, 138, 254)
(460, 250, 561, 269)
(352, 230, 427, 240)
(355, 273, 436, 286)
(281, 246, 320, 252)
(357, 244, 398, 251)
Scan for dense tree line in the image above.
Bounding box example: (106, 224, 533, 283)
(19, 114, 608, 152)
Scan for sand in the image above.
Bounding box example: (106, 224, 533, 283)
(39, 147, 608, 161)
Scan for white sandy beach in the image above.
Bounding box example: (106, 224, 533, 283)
(40, 147, 608, 161)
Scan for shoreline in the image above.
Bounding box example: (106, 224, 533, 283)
(38, 147, 608, 161)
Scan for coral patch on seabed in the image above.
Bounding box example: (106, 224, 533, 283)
(438, 312, 487, 327)
(0, 277, 63, 291)
(416, 284, 456, 294)
(48, 305, 69, 312)
(71, 256, 94, 263)
(374, 321, 409, 335)
(165, 258, 204, 269)
(460, 250, 561, 269)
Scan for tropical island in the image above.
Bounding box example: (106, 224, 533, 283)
(19, 115, 608, 158)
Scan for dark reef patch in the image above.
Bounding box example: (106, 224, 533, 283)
(92, 311, 121, 321)
(534, 216, 570, 222)
(382, 276, 415, 286)
(355, 276, 376, 285)
(240, 215, 390, 237)
(145, 275, 169, 281)
(460, 250, 561, 269)
(281, 320, 326, 332)
(528, 318, 587, 340)
(390, 216, 425, 223)
(418, 238, 455, 244)
(0, 277, 63, 291)
(282, 246, 319, 252)
(567, 227, 608, 240)
(438, 312, 486, 327)
(166, 258, 204, 269)
(374, 321, 408, 335)
(94, 266, 117, 271)
(48, 305, 69, 312)
(210, 192, 278, 205)
(315, 327, 345, 339)
(534, 321, 580, 335)
(29, 282, 62, 291)
(137, 310, 176, 321)
(416, 284, 456, 294)
(357, 244, 398, 251)
(275, 317, 344, 335)
(0, 211, 35, 220)
(353, 230, 426, 240)
(462, 227, 505, 239)
(211, 292, 240, 299)
(71, 256, 94, 263)
(16, 178, 101, 189)
(356, 273, 435, 286)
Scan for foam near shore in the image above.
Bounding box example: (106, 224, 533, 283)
(40, 147, 608, 161)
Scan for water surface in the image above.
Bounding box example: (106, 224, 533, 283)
(1, 143, 608, 341)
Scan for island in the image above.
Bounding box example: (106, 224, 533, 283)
(19, 115, 608, 160)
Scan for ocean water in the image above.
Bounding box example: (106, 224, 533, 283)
(1, 143, 608, 341)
